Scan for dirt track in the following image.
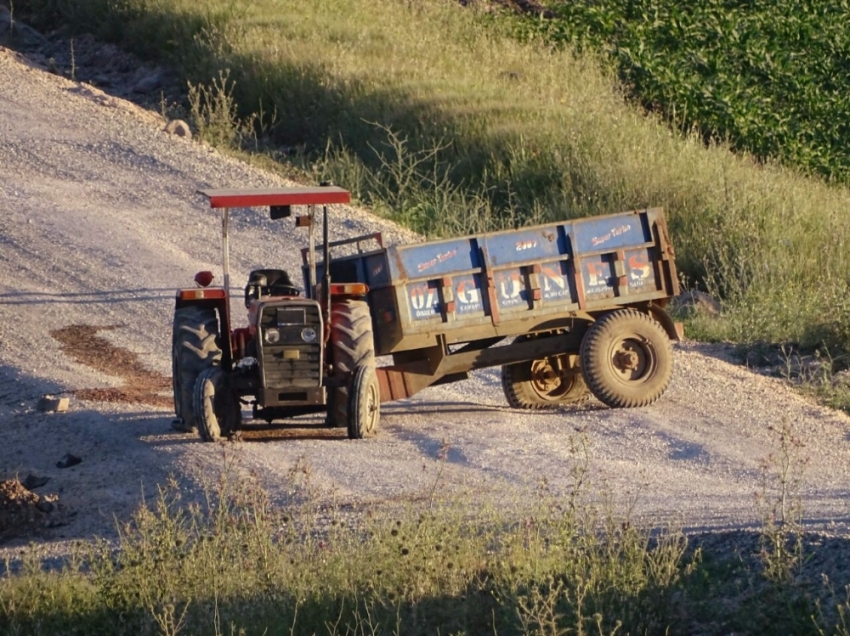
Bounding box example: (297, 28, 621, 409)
(2, 46, 850, 559)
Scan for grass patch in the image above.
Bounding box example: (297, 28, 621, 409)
(1, 444, 849, 636)
(1, 459, 693, 635)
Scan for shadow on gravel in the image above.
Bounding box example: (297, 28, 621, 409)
(382, 400, 566, 415)
(0, 361, 66, 408)
(679, 530, 850, 634)
(392, 429, 470, 465)
(0, 364, 178, 549)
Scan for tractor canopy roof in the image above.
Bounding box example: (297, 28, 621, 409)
(200, 186, 351, 209)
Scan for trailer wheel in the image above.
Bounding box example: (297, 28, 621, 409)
(172, 306, 222, 433)
(348, 365, 380, 439)
(329, 300, 375, 427)
(501, 357, 589, 409)
(194, 367, 241, 442)
(580, 309, 673, 408)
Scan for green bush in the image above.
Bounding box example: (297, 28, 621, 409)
(0, 465, 691, 635)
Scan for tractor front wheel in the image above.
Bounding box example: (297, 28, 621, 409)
(329, 300, 375, 428)
(348, 365, 380, 439)
(193, 367, 241, 442)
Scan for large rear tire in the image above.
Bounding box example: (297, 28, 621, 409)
(348, 365, 380, 439)
(580, 309, 673, 408)
(194, 367, 241, 442)
(329, 300, 375, 427)
(172, 306, 221, 433)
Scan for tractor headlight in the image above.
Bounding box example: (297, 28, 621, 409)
(264, 328, 281, 344)
(301, 327, 317, 343)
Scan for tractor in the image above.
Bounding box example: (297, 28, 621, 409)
(171, 186, 380, 441)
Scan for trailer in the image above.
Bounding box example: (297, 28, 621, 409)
(316, 205, 680, 410)
(172, 186, 680, 441)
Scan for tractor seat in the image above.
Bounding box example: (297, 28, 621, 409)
(244, 268, 300, 306)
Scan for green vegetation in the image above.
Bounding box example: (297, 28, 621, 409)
(2, 444, 845, 636)
(519, 0, 850, 184)
(0, 478, 686, 634)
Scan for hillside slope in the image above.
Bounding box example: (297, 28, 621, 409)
(1, 47, 850, 565)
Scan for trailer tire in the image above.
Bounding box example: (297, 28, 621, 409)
(580, 309, 673, 408)
(172, 306, 222, 433)
(348, 365, 380, 439)
(329, 300, 375, 427)
(194, 367, 241, 442)
(501, 358, 589, 409)
(501, 335, 589, 409)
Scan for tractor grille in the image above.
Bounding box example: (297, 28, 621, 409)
(259, 301, 323, 388)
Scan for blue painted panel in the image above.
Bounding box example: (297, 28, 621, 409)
(483, 227, 565, 266)
(573, 214, 650, 254)
(581, 254, 617, 300)
(392, 239, 479, 279)
(538, 261, 574, 302)
(492, 268, 529, 310)
(364, 253, 391, 287)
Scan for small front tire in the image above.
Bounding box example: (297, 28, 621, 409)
(172, 306, 222, 432)
(330, 300, 375, 427)
(347, 366, 380, 439)
(194, 367, 241, 442)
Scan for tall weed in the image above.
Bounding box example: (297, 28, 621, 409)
(0, 447, 693, 635)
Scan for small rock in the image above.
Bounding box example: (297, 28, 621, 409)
(22, 474, 50, 490)
(832, 369, 850, 387)
(164, 119, 192, 140)
(35, 499, 54, 514)
(132, 71, 163, 93)
(38, 395, 70, 413)
(56, 454, 82, 469)
(670, 290, 721, 317)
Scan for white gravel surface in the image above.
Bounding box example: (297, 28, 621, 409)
(2, 47, 850, 560)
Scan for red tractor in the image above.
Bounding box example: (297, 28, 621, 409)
(171, 186, 380, 441)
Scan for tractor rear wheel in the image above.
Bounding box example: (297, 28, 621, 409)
(194, 367, 241, 442)
(328, 300, 375, 428)
(580, 309, 673, 408)
(348, 365, 380, 439)
(172, 306, 222, 433)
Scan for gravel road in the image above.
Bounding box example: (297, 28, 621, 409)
(2, 46, 850, 559)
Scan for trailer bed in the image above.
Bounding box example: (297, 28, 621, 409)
(320, 207, 678, 355)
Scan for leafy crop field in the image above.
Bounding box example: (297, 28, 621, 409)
(520, 0, 850, 184)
